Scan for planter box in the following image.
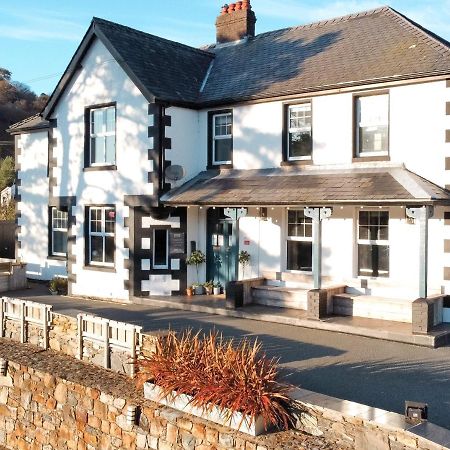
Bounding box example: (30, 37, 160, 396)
(143, 382, 266, 436)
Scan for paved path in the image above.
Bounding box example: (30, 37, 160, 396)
(7, 283, 450, 429)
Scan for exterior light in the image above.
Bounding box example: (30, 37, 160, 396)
(126, 405, 138, 425)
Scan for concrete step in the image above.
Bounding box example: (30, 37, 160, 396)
(333, 293, 413, 323)
(252, 285, 308, 310)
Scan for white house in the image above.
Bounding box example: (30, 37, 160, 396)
(7, 3, 450, 329)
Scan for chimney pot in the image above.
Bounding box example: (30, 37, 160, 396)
(215, 0, 256, 44)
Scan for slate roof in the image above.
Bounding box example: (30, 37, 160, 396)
(161, 166, 450, 206)
(7, 114, 49, 134)
(199, 7, 450, 105)
(92, 18, 214, 105)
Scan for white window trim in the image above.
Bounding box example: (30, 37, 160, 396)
(51, 207, 68, 257)
(357, 209, 389, 278)
(88, 206, 115, 267)
(152, 228, 169, 270)
(286, 208, 313, 273)
(212, 112, 232, 165)
(287, 103, 312, 161)
(89, 106, 116, 166)
(355, 94, 389, 157)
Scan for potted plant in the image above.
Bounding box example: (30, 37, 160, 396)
(49, 276, 68, 295)
(135, 330, 294, 436)
(191, 283, 204, 295)
(186, 250, 206, 292)
(186, 286, 194, 297)
(238, 250, 251, 279)
(213, 281, 222, 296)
(204, 280, 214, 295)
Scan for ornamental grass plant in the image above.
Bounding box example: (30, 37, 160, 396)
(135, 330, 294, 431)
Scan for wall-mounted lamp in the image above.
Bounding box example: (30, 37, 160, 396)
(0, 359, 8, 376)
(126, 404, 138, 425)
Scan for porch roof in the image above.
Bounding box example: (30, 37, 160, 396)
(161, 166, 450, 206)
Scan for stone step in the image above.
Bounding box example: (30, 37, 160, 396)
(251, 286, 308, 310)
(333, 293, 413, 323)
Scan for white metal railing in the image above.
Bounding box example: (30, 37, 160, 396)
(77, 313, 142, 376)
(0, 297, 52, 349)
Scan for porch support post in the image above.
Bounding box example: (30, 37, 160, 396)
(304, 207, 332, 290)
(406, 206, 433, 299)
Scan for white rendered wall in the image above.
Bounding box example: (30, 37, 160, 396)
(50, 38, 153, 300)
(17, 131, 66, 279)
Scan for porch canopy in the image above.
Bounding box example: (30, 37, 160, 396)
(161, 166, 450, 207)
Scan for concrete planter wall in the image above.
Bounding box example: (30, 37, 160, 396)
(143, 382, 266, 436)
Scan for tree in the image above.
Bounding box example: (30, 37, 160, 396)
(0, 68, 49, 142)
(0, 157, 15, 191)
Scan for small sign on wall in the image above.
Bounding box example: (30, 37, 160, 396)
(170, 231, 185, 254)
(244, 240, 250, 246)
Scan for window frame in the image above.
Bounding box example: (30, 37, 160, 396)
(286, 103, 313, 161)
(354, 91, 390, 158)
(152, 228, 169, 270)
(84, 102, 117, 170)
(87, 206, 116, 268)
(208, 109, 233, 169)
(357, 209, 390, 278)
(286, 209, 313, 273)
(50, 207, 68, 257)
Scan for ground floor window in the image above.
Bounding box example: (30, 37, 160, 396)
(286, 209, 312, 271)
(88, 206, 115, 266)
(50, 207, 68, 256)
(153, 228, 169, 269)
(358, 210, 389, 277)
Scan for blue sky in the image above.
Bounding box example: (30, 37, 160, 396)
(1, 0, 449, 95)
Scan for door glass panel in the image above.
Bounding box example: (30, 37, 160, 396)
(287, 241, 312, 272)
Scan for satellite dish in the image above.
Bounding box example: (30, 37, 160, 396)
(165, 165, 185, 182)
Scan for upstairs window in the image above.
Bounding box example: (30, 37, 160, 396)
(287, 103, 312, 160)
(210, 111, 233, 166)
(88, 206, 115, 266)
(89, 105, 116, 166)
(356, 94, 389, 156)
(50, 207, 68, 256)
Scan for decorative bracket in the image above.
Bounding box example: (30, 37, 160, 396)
(224, 207, 248, 221)
(304, 207, 333, 221)
(406, 206, 434, 220)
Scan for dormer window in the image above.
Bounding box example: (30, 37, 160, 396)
(355, 93, 389, 157)
(208, 110, 233, 167)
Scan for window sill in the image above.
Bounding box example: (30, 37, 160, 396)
(208, 163, 233, 170)
(280, 159, 313, 167)
(352, 155, 390, 163)
(83, 265, 116, 273)
(83, 165, 117, 172)
(47, 255, 67, 261)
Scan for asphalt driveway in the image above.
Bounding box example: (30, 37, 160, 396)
(6, 283, 450, 429)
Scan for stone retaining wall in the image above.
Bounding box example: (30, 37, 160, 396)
(0, 340, 449, 450)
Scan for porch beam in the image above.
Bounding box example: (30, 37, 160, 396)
(304, 207, 332, 289)
(406, 206, 433, 299)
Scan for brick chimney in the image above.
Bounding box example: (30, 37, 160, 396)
(216, 1, 257, 44)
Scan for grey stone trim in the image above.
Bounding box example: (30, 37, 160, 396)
(446, 130, 450, 143)
(48, 119, 58, 203)
(447, 79, 450, 88)
(14, 135, 22, 260)
(444, 267, 450, 281)
(446, 101, 450, 116)
(446, 157, 450, 171)
(444, 240, 450, 253)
